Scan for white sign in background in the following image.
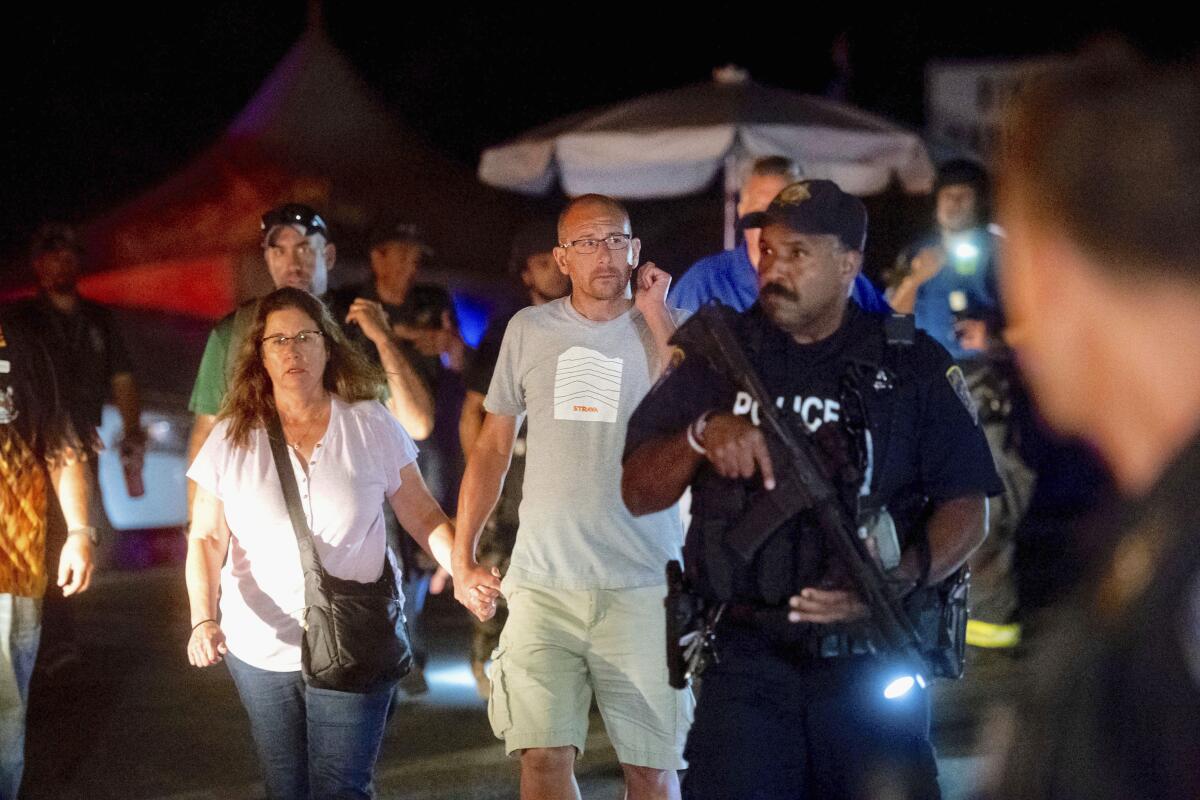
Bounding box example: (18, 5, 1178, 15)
(925, 58, 1062, 163)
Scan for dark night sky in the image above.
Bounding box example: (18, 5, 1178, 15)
(2, 4, 1193, 265)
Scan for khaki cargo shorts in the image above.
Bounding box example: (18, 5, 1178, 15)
(487, 577, 694, 770)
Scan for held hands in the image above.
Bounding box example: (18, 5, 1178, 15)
(700, 413, 776, 491)
(187, 620, 228, 667)
(57, 534, 94, 597)
(633, 261, 671, 316)
(453, 564, 502, 623)
(345, 298, 393, 346)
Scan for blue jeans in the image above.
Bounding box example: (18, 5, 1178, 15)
(225, 652, 395, 800)
(0, 595, 41, 800)
(681, 626, 940, 800)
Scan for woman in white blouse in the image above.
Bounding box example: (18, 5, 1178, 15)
(184, 287, 497, 800)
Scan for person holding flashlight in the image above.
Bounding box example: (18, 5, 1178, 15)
(887, 159, 1002, 361)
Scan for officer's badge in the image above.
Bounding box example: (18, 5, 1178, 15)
(0, 387, 18, 425)
(777, 183, 812, 205)
(667, 345, 686, 373)
(650, 345, 686, 393)
(945, 365, 978, 426)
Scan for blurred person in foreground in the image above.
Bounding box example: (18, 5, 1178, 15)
(992, 46, 1200, 799)
(457, 218, 570, 697)
(185, 288, 496, 800)
(0, 309, 94, 799)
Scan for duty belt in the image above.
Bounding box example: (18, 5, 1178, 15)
(725, 602, 874, 659)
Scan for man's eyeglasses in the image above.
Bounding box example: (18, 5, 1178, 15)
(262, 330, 324, 350)
(559, 233, 632, 255)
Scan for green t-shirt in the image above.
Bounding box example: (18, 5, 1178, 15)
(188, 304, 254, 416)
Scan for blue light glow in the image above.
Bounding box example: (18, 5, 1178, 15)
(883, 675, 916, 700)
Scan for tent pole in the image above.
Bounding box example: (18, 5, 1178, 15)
(723, 152, 738, 251)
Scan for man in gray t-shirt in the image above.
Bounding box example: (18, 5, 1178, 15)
(455, 194, 693, 798)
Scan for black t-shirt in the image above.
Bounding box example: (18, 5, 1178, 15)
(327, 282, 463, 512)
(462, 306, 520, 396)
(325, 284, 442, 391)
(9, 296, 132, 435)
(624, 303, 1002, 589)
(0, 309, 76, 466)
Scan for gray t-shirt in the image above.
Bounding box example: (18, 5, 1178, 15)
(485, 296, 687, 590)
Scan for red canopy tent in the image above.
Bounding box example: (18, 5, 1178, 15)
(62, 21, 522, 320)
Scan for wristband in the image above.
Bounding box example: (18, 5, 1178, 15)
(67, 526, 99, 545)
(686, 411, 713, 455)
(191, 619, 217, 633)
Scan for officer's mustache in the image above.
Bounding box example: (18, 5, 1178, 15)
(761, 283, 799, 303)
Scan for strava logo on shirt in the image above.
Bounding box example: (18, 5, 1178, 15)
(553, 346, 623, 423)
(731, 390, 840, 432)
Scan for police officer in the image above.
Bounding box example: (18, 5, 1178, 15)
(622, 179, 1002, 799)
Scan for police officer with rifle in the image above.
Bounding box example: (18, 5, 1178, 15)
(622, 180, 1002, 800)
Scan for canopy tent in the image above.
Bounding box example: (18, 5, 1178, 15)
(479, 67, 935, 248)
(52, 22, 522, 320)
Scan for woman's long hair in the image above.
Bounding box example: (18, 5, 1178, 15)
(218, 288, 385, 448)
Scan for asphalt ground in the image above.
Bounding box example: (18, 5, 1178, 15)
(21, 555, 1017, 799)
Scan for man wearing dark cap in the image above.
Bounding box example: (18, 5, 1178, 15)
(327, 220, 467, 695)
(9, 224, 141, 675)
(457, 218, 570, 696)
(187, 205, 433, 481)
(888, 159, 1002, 361)
(623, 179, 1000, 799)
(668, 155, 891, 316)
(17, 223, 144, 493)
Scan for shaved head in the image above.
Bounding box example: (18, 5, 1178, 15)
(557, 194, 630, 242)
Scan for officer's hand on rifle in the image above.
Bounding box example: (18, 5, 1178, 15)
(788, 588, 869, 624)
(700, 413, 777, 491)
(788, 538, 894, 624)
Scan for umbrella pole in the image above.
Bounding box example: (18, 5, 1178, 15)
(723, 153, 738, 251)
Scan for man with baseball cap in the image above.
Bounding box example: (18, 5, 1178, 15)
(623, 179, 1000, 798)
(187, 204, 433, 488)
(668, 155, 891, 316)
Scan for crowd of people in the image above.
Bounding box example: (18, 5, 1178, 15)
(1, 42, 1196, 800)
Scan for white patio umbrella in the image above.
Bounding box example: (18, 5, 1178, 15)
(479, 66, 936, 248)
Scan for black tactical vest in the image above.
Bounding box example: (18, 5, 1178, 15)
(683, 314, 921, 608)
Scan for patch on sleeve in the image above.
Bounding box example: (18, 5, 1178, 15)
(946, 365, 978, 426)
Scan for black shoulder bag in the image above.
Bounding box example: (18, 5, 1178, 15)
(267, 412, 413, 692)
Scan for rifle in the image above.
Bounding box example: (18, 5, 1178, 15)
(670, 305, 933, 678)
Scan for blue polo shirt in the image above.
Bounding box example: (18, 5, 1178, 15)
(669, 242, 891, 315)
